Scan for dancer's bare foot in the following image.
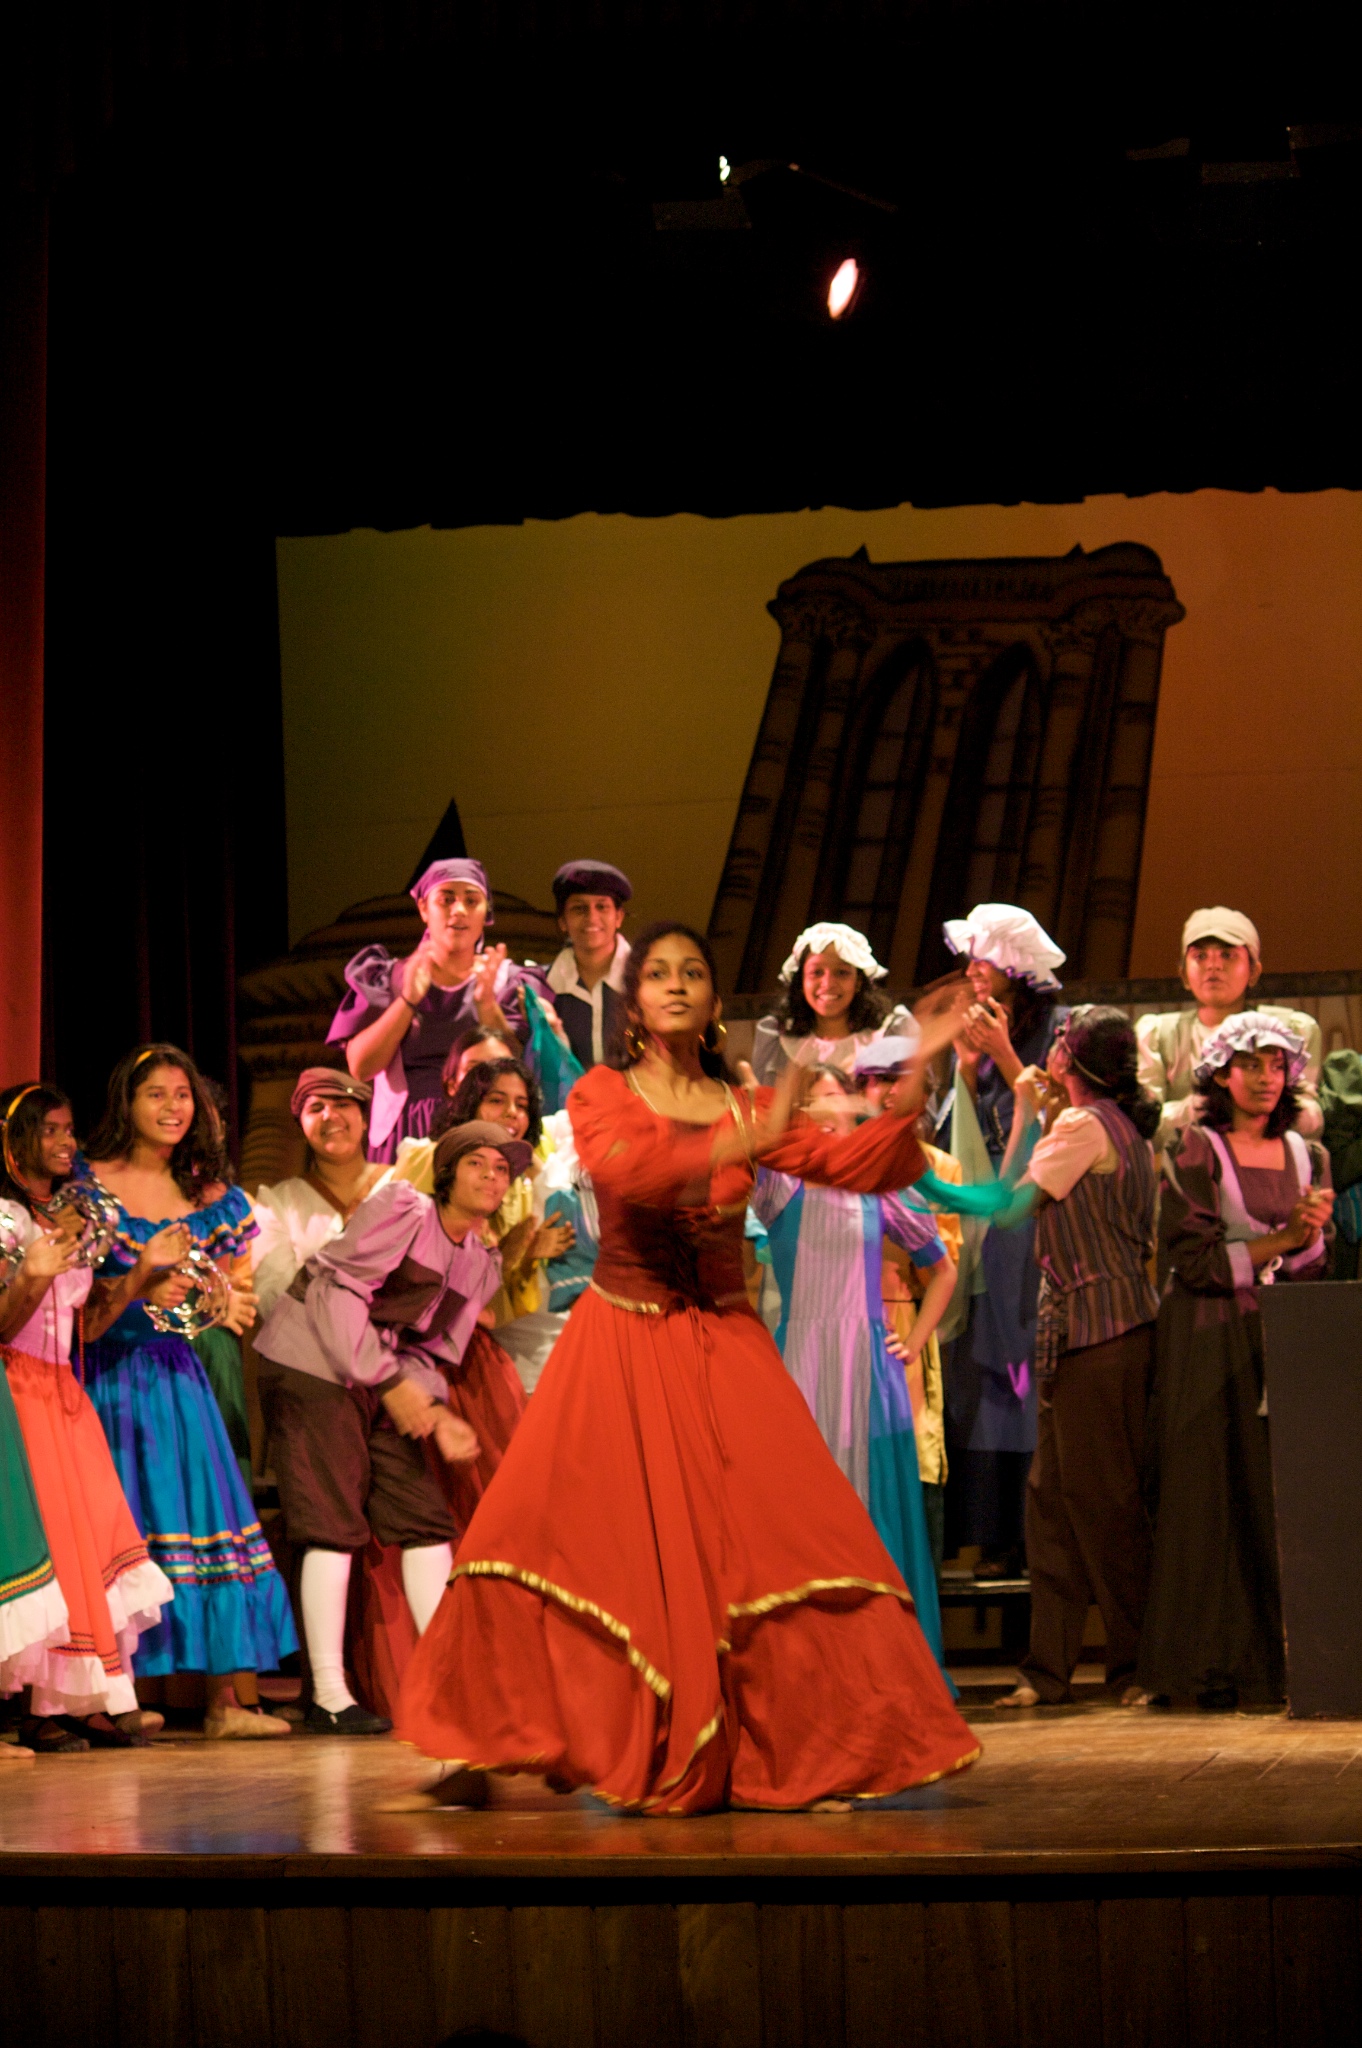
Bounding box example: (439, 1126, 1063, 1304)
(995, 1684, 1041, 1709)
(809, 1797, 855, 1813)
(376, 1765, 490, 1812)
(1118, 1684, 1151, 1708)
(1, 1741, 35, 1760)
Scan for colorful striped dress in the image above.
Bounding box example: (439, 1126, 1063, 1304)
(0, 1369, 67, 1698)
(80, 1176, 296, 1677)
(751, 1172, 948, 1672)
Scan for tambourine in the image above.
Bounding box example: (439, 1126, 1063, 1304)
(47, 1181, 123, 1270)
(144, 1246, 232, 1340)
(0, 1209, 25, 1289)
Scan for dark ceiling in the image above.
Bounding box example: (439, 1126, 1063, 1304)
(19, 1, 1362, 532)
(12, 1, 1361, 1123)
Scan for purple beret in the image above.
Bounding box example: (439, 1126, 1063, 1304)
(552, 860, 632, 909)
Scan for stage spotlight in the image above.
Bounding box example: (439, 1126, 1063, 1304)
(719, 156, 732, 185)
(827, 257, 861, 319)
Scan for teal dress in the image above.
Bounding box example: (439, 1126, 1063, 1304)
(80, 1176, 296, 1677)
(751, 1172, 948, 1676)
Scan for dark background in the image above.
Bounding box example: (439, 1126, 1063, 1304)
(9, 0, 1360, 1131)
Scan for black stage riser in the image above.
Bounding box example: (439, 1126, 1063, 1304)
(3, 1876, 1360, 2048)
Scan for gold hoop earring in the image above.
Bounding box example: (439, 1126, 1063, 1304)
(625, 1023, 648, 1062)
(713, 1018, 727, 1043)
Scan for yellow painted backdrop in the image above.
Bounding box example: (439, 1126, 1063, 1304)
(277, 488, 1362, 976)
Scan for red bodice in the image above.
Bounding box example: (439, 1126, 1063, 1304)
(569, 1067, 927, 1313)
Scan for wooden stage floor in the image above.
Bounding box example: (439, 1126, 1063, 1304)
(5, 1686, 1362, 2048)
(3, 1685, 1362, 1877)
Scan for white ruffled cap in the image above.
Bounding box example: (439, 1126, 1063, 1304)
(779, 923, 888, 987)
(943, 903, 1065, 991)
(1193, 1011, 1308, 1087)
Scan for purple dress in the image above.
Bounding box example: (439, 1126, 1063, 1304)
(327, 946, 547, 1163)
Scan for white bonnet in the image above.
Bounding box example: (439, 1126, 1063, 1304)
(779, 923, 888, 987)
(1194, 1011, 1308, 1087)
(942, 903, 1065, 991)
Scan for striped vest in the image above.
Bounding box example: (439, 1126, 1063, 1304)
(1033, 1097, 1159, 1380)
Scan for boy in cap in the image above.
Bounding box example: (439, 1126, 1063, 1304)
(546, 859, 633, 1069)
(1136, 908, 1322, 1149)
(254, 1119, 530, 1733)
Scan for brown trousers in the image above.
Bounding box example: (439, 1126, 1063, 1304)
(1020, 1323, 1155, 1702)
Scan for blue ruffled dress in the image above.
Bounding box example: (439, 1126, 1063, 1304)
(81, 1178, 297, 1676)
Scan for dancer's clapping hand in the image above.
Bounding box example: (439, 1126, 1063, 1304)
(956, 994, 1012, 1060)
(470, 944, 509, 1024)
(220, 1279, 259, 1336)
(400, 933, 436, 1009)
(19, 1229, 79, 1283)
(135, 1223, 193, 1308)
(1285, 1185, 1335, 1248)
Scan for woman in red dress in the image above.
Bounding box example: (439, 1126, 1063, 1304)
(396, 924, 979, 1812)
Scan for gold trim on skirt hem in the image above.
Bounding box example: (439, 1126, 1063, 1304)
(729, 1744, 983, 1810)
(451, 1558, 672, 1699)
(433, 1564, 942, 1808)
(727, 1575, 915, 1619)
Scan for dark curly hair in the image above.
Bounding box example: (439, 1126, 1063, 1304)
(606, 922, 737, 1081)
(1195, 1050, 1301, 1141)
(85, 1043, 230, 1202)
(1061, 1007, 1160, 1142)
(774, 941, 892, 1038)
(435, 1056, 543, 1149)
(0, 1083, 76, 1211)
(441, 1022, 519, 1090)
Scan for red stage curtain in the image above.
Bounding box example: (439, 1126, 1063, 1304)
(0, 195, 47, 1086)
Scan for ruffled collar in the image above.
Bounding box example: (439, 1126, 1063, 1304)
(74, 1157, 256, 1264)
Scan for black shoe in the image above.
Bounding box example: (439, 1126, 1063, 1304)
(304, 1701, 393, 1736)
(21, 1717, 89, 1754)
(66, 1713, 147, 1749)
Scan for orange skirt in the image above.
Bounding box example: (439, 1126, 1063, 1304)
(349, 1328, 527, 1718)
(3, 1347, 172, 1715)
(396, 1294, 979, 1812)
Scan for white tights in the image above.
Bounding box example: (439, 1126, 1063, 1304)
(299, 1543, 453, 1714)
(400, 1542, 454, 1636)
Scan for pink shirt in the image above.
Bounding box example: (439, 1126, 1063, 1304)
(0, 1201, 93, 1362)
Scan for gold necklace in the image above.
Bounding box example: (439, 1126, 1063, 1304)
(628, 1070, 753, 1167)
(628, 1067, 736, 1123)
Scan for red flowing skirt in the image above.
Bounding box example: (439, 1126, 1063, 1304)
(349, 1328, 527, 1719)
(3, 1347, 171, 1715)
(396, 1294, 979, 1813)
